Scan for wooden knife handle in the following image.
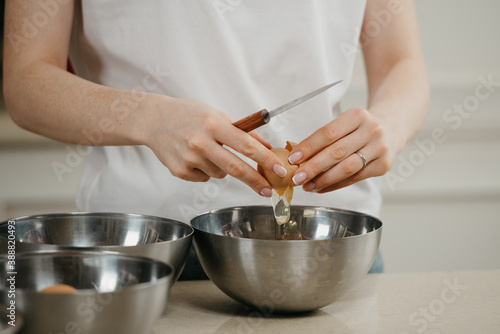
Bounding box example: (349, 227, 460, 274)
(232, 109, 270, 132)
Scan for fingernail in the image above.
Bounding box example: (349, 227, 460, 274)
(292, 171, 308, 185)
(303, 181, 316, 192)
(273, 164, 287, 177)
(260, 188, 272, 197)
(288, 151, 303, 165)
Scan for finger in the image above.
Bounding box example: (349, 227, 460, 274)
(303, 153, 364, 192)
(217, 110, 235, 123)
(196, 158, 228, 179)
(169, 164, 211, 182)
(291, 130, 367, 186)
(177, 149, 229, 180)
(315, 144, 393, 193)
(315, 162, 378, 193)
(219, 110, 273, 149)
(304, 140, 383, 192)
(216, 110, 274, 155)
(288, 108, 365, 165)
(249, 130, 273, 149)
(215, 126, 288, 179)
(205, 141, 273, 196)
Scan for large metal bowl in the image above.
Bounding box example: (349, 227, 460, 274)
(191, 206, 382, 313)
(0, 212, 193, 282)
(0, 251, 173, 334)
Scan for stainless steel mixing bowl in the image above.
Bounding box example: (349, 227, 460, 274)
(0, 251, 173, 334)
(191, 206, 382, 313)
(0, 212, 193, 282)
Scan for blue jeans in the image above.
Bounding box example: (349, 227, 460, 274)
(179, 246, 384, 280)
(368, 250, 384, 274)
(178, 244, 209, 281)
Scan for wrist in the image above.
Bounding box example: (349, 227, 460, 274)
(125, 91, 174, 147)
(369, 106, 408, 154)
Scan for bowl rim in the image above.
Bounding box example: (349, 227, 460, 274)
(0, 250, 174, 295)
(190, 205, 382, 242)
(0, 212, 194, 247)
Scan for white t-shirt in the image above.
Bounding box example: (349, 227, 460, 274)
(70, 0, 381, 223)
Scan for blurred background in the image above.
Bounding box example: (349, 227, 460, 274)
(0, 1, 499, 273)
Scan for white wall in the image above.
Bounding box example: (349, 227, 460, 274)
(343, 0, 500, 272)
(1, 0, 499, 272)
(0, 136, 83, 219)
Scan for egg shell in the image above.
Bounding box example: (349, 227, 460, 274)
(285, 141, 298, 151)
(258, 147, 298, 190)
(39, 284, 77, 294)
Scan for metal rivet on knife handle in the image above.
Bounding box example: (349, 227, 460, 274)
(232, 109, 270, 133)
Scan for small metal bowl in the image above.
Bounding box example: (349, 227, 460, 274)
(0, 251, 173, 334)
(191, 206, 382, 313)
(0, 212, 193, 282)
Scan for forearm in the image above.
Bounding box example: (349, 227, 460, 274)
(366, 57, 430, 153)
(362, 0, 429, 154)
(2, 0, 292, 196)
(288, 57, 429, 193)
(4, 60, 154, 146)
(271, 0, 429, 193)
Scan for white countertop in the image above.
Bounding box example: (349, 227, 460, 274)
(154, 270, 500, 334)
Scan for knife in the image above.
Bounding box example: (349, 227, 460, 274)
(232, 80, 342, 132)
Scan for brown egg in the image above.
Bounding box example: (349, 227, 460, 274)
(258, 146, 298, 190)
(39, 284, 77, 294)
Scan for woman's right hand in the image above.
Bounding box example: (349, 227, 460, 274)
(2, 0, 284, 198)
(138, 96, 288, 197)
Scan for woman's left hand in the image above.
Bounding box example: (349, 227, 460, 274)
(287, 0, 429, 194)
(288, 107, 399, 193)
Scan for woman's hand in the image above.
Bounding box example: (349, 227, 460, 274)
(139, 96, 288, 197)
(3, 0, 286, 199)
(288, 0, 430, 193)
(288, 107, 399, 193)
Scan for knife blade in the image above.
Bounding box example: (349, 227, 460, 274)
(232, 80, 342, 132)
